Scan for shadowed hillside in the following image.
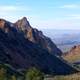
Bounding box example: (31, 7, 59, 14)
(0, 17, 79, 75)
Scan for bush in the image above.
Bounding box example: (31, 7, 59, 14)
(25, 67, 44, 80)
(0, 68, 6, 80)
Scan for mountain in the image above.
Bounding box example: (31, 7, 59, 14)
(42, 29, 80, 52)
(63, 45, 80, 63)
(0, 18, 78, 75)
(14, 17, 62, 56)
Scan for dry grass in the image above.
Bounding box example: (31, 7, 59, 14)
(44, 73, 80, 80)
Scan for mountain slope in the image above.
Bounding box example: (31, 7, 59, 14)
(63, 45, 80, 63)
(0, 18, 78, 75)
(14, 17, 62, 56)
(42, 29, 80, 52)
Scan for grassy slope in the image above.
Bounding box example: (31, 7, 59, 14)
(44, 73, 80, 80)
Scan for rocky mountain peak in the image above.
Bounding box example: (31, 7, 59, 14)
(0, 18, 16, 34)
(0, 19, 6, 28)
(63, 45, 80, 63)
(14, 17, 63, 56)
(0, 17, 62, 56)
(68, 45, 80, 54)
(15, 17, 31, 31)
(22, 17, 27, 21)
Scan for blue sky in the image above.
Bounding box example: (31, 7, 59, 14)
(0, 0, 80, 29)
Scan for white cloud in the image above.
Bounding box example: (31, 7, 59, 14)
(64, 14, 80, 20)
(0, 6, 17, 11)
(60, 4, 80, 9)
(0, 6, 19, 15)
(0, 5, 31, 15)
(69, 14, 80, 19)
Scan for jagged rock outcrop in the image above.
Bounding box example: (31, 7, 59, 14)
(0, 17, 78, 75)
(63, 45, 80, 63)
(14, 17, 62, 56)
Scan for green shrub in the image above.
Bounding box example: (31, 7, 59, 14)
(0, 68, 6, 80)
(25, 67, 44, 80)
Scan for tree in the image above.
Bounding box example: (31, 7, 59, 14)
(25, 67, 44, 80)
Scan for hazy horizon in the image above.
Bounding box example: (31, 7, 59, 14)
(42, 29, 80, 52)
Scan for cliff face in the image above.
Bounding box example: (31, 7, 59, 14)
(0, 17, 78, 75)
(63, 45, 80, 63)
(15, 17, 62, 56)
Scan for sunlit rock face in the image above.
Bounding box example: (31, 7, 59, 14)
(63, 45, 80, 63)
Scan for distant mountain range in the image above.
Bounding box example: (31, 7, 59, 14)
(42, 29, 80, 52)
(43, 29, 80, 68)
(0, 17, 78, 75)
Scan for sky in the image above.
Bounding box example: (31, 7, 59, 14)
(0, 0, 80, 29)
